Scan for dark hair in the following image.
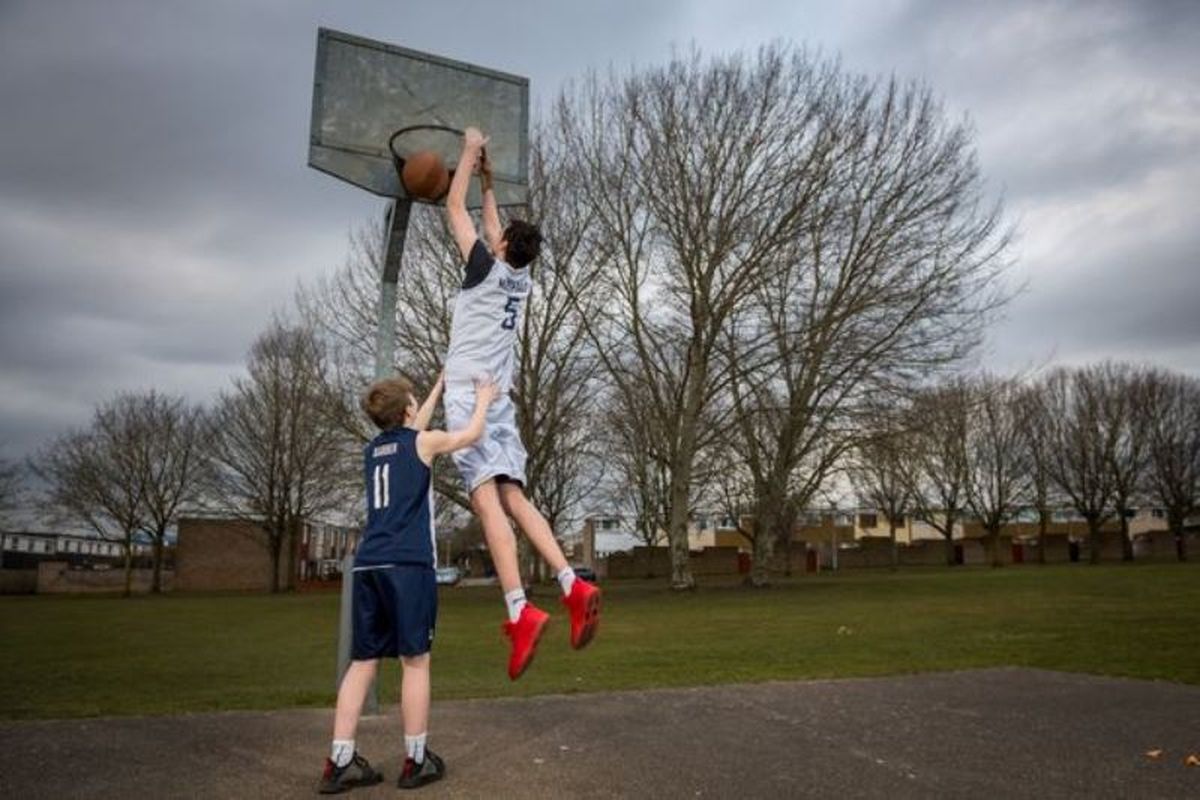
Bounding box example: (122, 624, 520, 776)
(503, 219, 542, 269)
(361, 377, 415, 430)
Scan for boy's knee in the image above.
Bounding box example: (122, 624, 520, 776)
(472, 482, 507, 517)
(498, 482, 527, 509)
(401, 653, 431, 670)
(470, 480, 497, 507)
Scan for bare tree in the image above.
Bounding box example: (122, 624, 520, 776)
(127, 391, 206, 592)
(555, 46, 848, 588)
(599, 357, 730, 553)
(31, 401, 146, 596)
(724, 67, 1009, 585)
(850, 408, 913, 570)
(1096, 363, 1152, 561)
(713, 458, 759, 552)
(963, 375, 1031, 567)
(903, 379, 973, 565)
(203, 322, 356, 592)
(555, 44, 1009, 588)
(1015, 382, 1059, 564)
(1039, 366, 1118, 564)
(1142, 368, 1200, 561)
(603, 398, 673, 548)
(0, 456, 21, 523)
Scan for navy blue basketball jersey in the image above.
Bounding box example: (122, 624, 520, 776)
(354, 427, 435, 568)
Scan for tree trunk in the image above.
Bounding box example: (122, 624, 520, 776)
(943, 533, 955, 566)
(1171, 516, 1188, 562)
(151, 533, 165, 594)
(1119, 514, 1134, 562)
(516, 539, 536, 587)
(122, 541, 133, 598)
(666, 467, 695, 590)
(286, 518, 300, 592)
(777, 509, 795, 578)
(1037, 510, 1048, 565)
(889, 521, 898, 571)
(989, 527, 1002, 568)
(1088, 517, 1102, 565)
(269, 529, 282, 594)
(749, 528, 774, 588)
(749, 496, 786, 587)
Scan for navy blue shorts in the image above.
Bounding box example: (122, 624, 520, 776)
(351, 565, 437, 659)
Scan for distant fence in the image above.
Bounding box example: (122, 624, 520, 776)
(0, 569, 37, 594)
(598, 530, 1197, 579)
(606, 546, 741, 579)
(34, 561, 174, 594)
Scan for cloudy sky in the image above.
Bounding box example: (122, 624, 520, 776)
(1, 0, 1197, 465)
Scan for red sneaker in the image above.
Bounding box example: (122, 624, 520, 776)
(502, 603, 549, 680)
(562, 578, 601, 650)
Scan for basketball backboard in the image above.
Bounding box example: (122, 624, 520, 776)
(308, 28, 529, 207)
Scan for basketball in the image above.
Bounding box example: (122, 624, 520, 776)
(401, 150, 450, 201)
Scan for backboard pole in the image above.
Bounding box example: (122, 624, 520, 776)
(336, 197, 415, 714)
(375, 199, 413, 379)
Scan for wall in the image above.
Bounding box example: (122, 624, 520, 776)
(175, 518, 287, 592)
(605, 546, 743, 579)
(35, 561, 173, 594)
(0, 569, 37, 594)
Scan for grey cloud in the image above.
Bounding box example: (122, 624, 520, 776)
(1, 0, 1197, 466)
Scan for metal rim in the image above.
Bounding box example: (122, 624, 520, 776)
(387, 124, 465, 166)
(389, 125, 463, 203)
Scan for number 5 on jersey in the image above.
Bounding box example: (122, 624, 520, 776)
(372, 463, 390, 509)
(501, 295, 521, 330)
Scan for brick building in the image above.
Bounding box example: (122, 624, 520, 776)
(175, 517, 356, 592)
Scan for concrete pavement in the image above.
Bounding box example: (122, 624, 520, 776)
(2, 668, 1198, 799)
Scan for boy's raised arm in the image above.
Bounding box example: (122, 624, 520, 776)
(411, 372, 444, 432)
(446, 127, 488, 262)
(479, 148, 503, 253)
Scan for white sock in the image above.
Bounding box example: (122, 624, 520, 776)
(405, 732, 427, 763)
(556, 567, 577, 596)
(504, 588, 527, 623)
(331, 739, 355, 768)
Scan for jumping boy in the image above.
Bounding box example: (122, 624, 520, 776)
(443, 126, 601, 680)
(320, 372, 498, 793)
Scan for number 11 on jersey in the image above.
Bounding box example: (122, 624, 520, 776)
(372, 463, 390, 509)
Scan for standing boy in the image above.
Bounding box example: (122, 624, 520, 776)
(320, 373, 498, 793)
(443, 127, 601, 680)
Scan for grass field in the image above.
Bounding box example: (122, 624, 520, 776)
(2, 563, 1198, 720)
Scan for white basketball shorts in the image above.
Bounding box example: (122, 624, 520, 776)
(443, 387, 528, 493)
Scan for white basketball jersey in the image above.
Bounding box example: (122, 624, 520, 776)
(444, 243, 532, 392)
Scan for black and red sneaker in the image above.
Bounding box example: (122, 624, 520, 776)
(318, 752, 383, 794)
(562, 578, 601, 650)
(502, 603, 549, 680)
(397, 749, 445, 790)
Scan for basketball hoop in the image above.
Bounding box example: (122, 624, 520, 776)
(388, 124, 463, 175)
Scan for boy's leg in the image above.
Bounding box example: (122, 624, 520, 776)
(333, 659, 379, 742)
(399, 653, 430, 747)
(473, 479, 550, 679)
(397, 652, 445, 789)
(498, 482, 602, 650)
(320, 659, 384, 793)
(496, 482, 569, 575)
(470, 480, 523, 595)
